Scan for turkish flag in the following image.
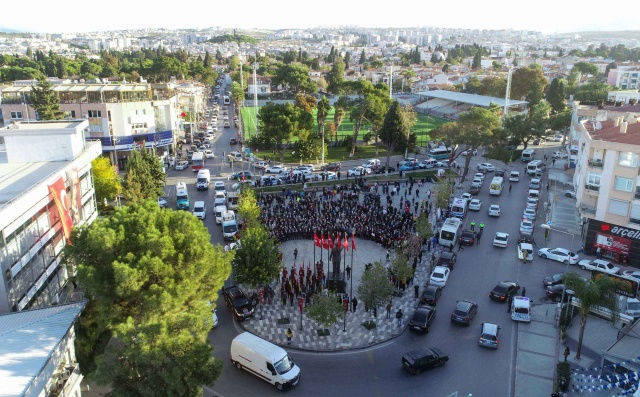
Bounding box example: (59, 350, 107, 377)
(314, 232, 321, 247)
(336, 234, 341, 249)
(328, 234, 334, 249)
(343, 236, 349, 251)
(322, 233, 329, 250)
(351, 235, 356, 251)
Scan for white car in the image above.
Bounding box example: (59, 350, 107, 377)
(537, 247, 579, 265)
(435, 161, 449, 168)
(526, 198, 539, 210)
(315, 171, 337, 180)
(623, 270, 640, 281)
(493, 232, 509, 248)
(266, 165, 287, 174)
(204, 150, 215, 159)
(468, 199, 482, 211)
(461, 193, 472, 201)
(552, 151, 568, 159)
(518, 243, 534, 261)
(520, 219, 534, 235)
(578, 259, 621, 275)
(462, 149, 478, 156)
(175, 160, 189, 170)
(192, 201, 206, 220)
(158, 196, 168, 208)
(429, 266, 451, 287)
(509, 171, 520, 182)
(488, 204, 500, 217)
(523, 208, 536, 220)
(472, 177, 484, 186)
(474, 173, 485, 182)
(347, 166, 370, 176)
(477, 163, 495, 172)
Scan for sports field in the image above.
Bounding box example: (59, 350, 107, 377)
(240, 106, 448, 145)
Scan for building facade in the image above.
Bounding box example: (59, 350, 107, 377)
(0, 120, 101, 313)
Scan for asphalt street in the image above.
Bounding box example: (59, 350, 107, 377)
(163, 80, 592, 397)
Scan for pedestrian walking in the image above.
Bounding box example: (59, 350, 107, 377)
(352, 296, 358, 312)
(552, 158, 556, 166)
(563, 347, 570, 362)
(293, 247, 298, 261)
(476, 232, 481, 245)
(386, 249, 390, 261)
(470, 220, 476, 231)
(346, 265, 351, 280)
(522, 287, 526, 297)
(509, 184, 512, 194)
(286, 328, 293, 345)
(414, 284, 419, 299)
(458, 239, 464, 251)
(386, 302, 392, 319)
(507, 297, 513, 313)
(396, 309, 403, 326)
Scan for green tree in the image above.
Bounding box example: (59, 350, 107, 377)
(91, 157, 122, 206)
(455, 107, 502, 181)
(237, 188, 261, 228)
(258, 102, 303, 162)
(359, 49, 366, 65)
(547, 78, 566, 114)
(415, 212, 434, 243)
(306, 291, 344, 329)
(272, 63, 317, 93)
(379, 101, 410, 167)
(326, 58, 345, 94)
(357, 261, 394, 319)
(332, 96, 349, 142)
(390, 251, 413, 292)
(433, 174, 454, 210)
(233, 224, 281, 289)
(511, 67, 547, 107)
(203, 51, 212, 68)
(230, 81, 244, 106)
(317, 95, 332, 164)
(227, 55, 240, 70)
(30, 78, 64, 120)
(572, 81, 611, 104)
(472, 52, 482, 69)
(65, 202, 231, 396)
(478, 76, 507, 97)
(122, 149, 165, 204)
(563, 273, 623, 359)
(573, 61, 599, 79)
(294, 93, 317, 114)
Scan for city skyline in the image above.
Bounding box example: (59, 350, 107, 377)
(7, 0, 639, 35)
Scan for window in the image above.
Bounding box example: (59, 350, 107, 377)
(87, 110, 101, 118)
(619, 152, 639, 168)
(10, 111, 23, 119)
(587, 172, 601, 186)
(614, 177, 634, 192)
(609, 199, 630, 216)
(630, 204, 640, 225)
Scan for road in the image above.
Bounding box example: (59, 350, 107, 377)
(163, 82, 582, 397)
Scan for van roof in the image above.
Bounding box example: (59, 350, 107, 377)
(176, 181, 187, 189)
(513, 296, 530, 308)
(510, 170, 520, 174)
(197, 169, 210, 175)
(232, 332, 287, 361)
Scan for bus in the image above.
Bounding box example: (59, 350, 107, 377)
(450, 198, 468, 219)
(223, 96, 231, 105)
(428, 147, 452, 160)
(191, 152, 205, 171)
(439, 217, 462, 248)
(521, 148, 535, 162)
(489, 177, 505, 195)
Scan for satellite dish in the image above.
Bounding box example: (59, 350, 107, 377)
(595, 121, 602, 130)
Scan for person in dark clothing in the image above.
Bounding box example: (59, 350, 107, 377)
(346, 265, 351, 280)
(522, 287, 526, 297)
(352, 296, 358, 312)
(293, 247, 298, 261)
(414, 284, 419, 298)
(507, 296, 513, 313)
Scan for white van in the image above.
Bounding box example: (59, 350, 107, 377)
(362, 159, 380, 169)
(196, 169, 210, 190)
(214, 205, 227, 224)
(509, 171, 520, 182)
(230, 332, 301, 390)
(228, 151, 243, 162)
(511, 296, 531, 322)
(521, 149, 535, 162)
(526, 160, 545, 176)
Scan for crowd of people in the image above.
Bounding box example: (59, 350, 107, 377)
(257, 178, 435, 249)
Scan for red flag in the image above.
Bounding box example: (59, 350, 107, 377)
(314, 232, 321, 247)
(328, 234, 334, 249)
(336, 234, 341, 249)
(351, 235, 356, 251)
(343, 236, 349, 251)
(322, 233, 329, 250)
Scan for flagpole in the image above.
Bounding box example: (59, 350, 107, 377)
(350, 231, 354, 300)
(313, 230, 316, 268)
(326, 231, 330, 284)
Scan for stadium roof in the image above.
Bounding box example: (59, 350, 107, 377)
(416, 90, 528, 108)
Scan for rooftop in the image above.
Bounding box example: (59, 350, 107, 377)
(0, 302, 86, 397)
(416, 89, 529, 108)
(585, 119, 640, 145)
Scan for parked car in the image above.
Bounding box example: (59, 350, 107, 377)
(578, 259, 621, 275)
(462, 149, 478, 156)
(545, 284, 574, 301)
(519, 219, 534, 235)
(565, 189, 576, 198)
(461, 193, 473, 201)
(523, 208, 536, 221)
(437, 252, 457, 270)
(231, 171, 253, 180)
(409, 305, 437, 333)
(175, 160, 189, 170)
(204, 150, 215, 159)
(477, 163, 495, 172)
(400, 161, 418, 171)
(488, 204, 501, 217)
(495, 168, 505, 177)
(420, 286, 443, 306)
(493, 232, 509, 248)
(623, 270, 640, 281)
(347, 166, 370, 176)
(543, 273, 565, 287)
(266, 165, 287, 174)
(229, 137, 238, 145)
(552, 151, 568, 159)
(158, 196, 168, 208)
(478, 322, 501, 349)
(321, 162, 341, 171)
(450, 300, 478, 325)
(529, 178, 541, 190)
(315, 171, 337, 180)
(401, 348, 449, 374)
(222, 286, 255, 321)
(459, 230, 476, 246)
(474, 172, 486, 182)
(374, 165, 396, 174)
(429, 266, 451, 287)
(489, 281, 520, 302)
(468, 199, 482, 211)
(469, 185, 481, 195)
(537, 247, 579, 265)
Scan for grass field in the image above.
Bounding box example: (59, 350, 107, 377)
(240, 106, 448, 146)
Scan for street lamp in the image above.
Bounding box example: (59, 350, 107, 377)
(540, 223, 576, 327)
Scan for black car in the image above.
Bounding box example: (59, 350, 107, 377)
(321, 162, 341, 171)
(223, 286, 255, 321)
(437, 252, 457, 270)
(420, 285, 442, 306)
(450, 299, 478, 325)
(543, 273, 564, 287)
(409, 305, 437, 333)
(489, 281, 520, 302)
(459, 230, 475, 246)
(469, 185, 481, 195)
(401, 348, 449, 374)
(374, 165, 396, 174)
(231, 171, 253, 180)
(546, 284, 574, 301)
(229, 137, 238, 145)
(495, 168, 505, 177)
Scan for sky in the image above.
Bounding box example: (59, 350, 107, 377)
(4, 0, 638, 35)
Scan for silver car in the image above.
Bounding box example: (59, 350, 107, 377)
(523, 208, 536, 220)
(520, 219, 534, 235)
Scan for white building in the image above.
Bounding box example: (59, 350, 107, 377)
(0, 120, 101, 313)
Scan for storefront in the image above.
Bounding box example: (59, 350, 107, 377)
(585, 219, 640, 269)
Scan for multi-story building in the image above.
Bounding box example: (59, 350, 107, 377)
(0, 301, 86, 397)
(607, 66, 640, 90)
(0, 82, 180, 170)
(571, 110, 640, 267)
(0, 120, 101, 313)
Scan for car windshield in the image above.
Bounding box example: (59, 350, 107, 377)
(274, 355, 294, 375)
(194, 206, 204, 212)
(223, 224, 237, 233)
(453, 309, 468, 316)
(432, 272, 444, 279)
(552, 274, 563, 282)
(413, 311, 427, 322)
(496, 235, 507, 241)
(628, 302, 640, 311)
(441, 231, 455, 240)
(177, 194, 188, 201)
(482, 334, 497, 341)
(494, 285, 507, 293)
(514, 307, 529, 314)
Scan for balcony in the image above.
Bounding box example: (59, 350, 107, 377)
(50, 363, 83, 397)
(585, 184, 600, 192)
(588, 158, 604, 168)
(581, 205, 597, 215)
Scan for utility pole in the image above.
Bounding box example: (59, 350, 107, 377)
(253, 61, 259, 137)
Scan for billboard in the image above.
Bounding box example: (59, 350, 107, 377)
(47, 167, 83, 243)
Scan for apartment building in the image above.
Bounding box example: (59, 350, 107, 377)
(572, 113, 640, 267)
(0, 82, 180, 170)
(0, 120, 101, 313)
(608, 66, 640, 90)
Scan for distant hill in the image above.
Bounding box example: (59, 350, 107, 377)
(571, 31, 640, 40)
(0, 26, 23, 33)
(207, 33, 258, 44)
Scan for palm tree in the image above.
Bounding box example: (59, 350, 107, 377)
(316, 96, 332, 166)
(333, 96, 349, 143)
(563, 273, 623, 359)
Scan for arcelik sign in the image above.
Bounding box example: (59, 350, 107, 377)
(606, 224, 640, 241)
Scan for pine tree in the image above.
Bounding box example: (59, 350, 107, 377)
(414, 46, 421, 63)
(30, 78, 64, 120)
(203, 51, 212, 68)
(359, 49, 366, 64)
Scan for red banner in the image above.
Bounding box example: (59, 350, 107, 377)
(343, 236, 349, 251)
(48, 177, 74, 243)
(351, 235, 357, 251)
(595, 233, 630, 255)
(314, 233, 321, 247)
